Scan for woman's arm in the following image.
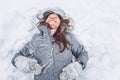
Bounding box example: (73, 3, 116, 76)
(11, 41, 42, 74)
(70, 33, 89, 70)
(11, 41, 35, 68)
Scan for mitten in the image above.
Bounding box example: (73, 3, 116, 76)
(59, 62, 82, 80)
(14, 56, 42, 75)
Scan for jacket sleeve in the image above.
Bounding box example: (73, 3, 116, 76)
(70, 33, 89, 70)
(11, 41, 35, 68)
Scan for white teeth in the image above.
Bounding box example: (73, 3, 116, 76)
(50, 20, 55, 22)
(49, 21, 56, 24)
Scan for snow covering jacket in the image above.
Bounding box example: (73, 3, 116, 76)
(11, 25, 89, 80)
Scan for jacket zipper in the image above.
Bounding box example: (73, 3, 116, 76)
(47, 27, 55, 79)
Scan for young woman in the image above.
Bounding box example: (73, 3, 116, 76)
(11, 8, 89, 80)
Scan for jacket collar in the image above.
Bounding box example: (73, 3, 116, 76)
(37, 25, 50, 35)
(37, 25, 55, 43)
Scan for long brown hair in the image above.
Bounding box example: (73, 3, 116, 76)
(36, 10, 74, 53)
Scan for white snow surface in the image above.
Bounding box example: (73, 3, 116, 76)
(0, 0, 120, 80)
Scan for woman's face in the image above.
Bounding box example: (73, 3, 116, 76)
(45, 14, 61, 29)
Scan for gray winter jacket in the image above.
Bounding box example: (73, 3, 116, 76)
(11, 25, 89, 80)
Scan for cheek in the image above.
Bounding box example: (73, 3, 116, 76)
(45, 19, 49, 23)
(57, 20, 61, 26)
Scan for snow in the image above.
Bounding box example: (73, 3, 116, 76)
(0, 0, 120, 80)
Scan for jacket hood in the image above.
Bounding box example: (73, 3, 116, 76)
(36, 7, 68, 21)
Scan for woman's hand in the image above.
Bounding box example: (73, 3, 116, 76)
(14, 56, 42, 75)
(59, 62, 82, 80)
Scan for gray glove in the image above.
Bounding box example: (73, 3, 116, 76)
(59, 62, 82, 80)
(14, 56, 42, 75)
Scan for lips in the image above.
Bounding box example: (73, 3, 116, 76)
(48, 20, 56, 23)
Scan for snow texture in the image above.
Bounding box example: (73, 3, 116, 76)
(0, 0, 120, 80)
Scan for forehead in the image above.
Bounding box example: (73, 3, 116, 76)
(48, 14, 59, 17)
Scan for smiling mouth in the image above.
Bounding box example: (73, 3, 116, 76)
(49, 20, 57, 23)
